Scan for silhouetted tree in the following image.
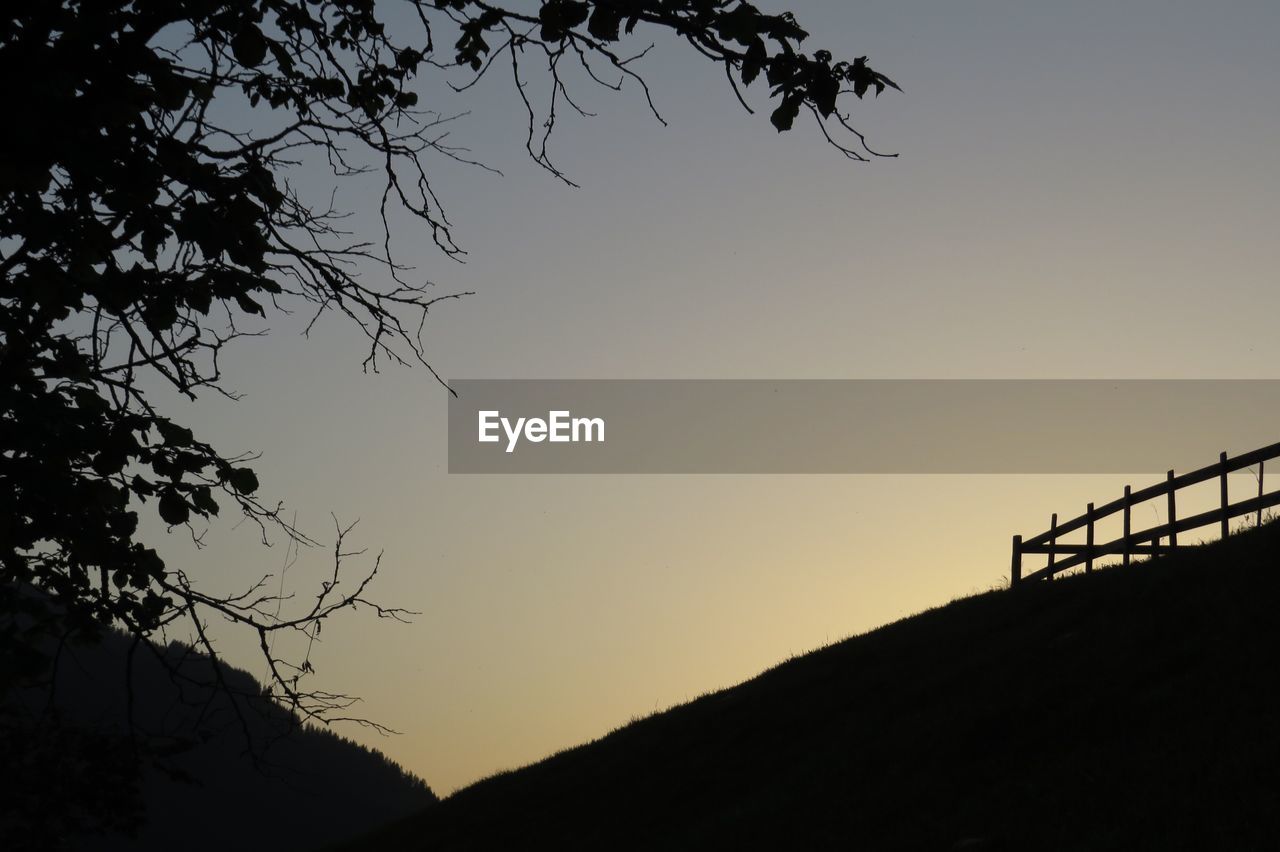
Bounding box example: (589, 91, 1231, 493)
(0, 0, 896, 735)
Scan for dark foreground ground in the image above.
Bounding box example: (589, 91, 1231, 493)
(340, 521, 1280, 851)
(1, 624, 434, 852)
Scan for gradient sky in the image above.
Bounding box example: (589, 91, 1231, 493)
(139, 0, 1280, 793)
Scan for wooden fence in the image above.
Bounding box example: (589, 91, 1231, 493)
(1011, 441, 1280, 586)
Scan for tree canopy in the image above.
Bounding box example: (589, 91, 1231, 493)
(0, 0, 897, 733)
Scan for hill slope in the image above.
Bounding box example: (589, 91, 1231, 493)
(2, 624, 436, 851)
(344, 522, 1280, 851)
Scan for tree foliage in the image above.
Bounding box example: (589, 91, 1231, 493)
(0, 0, 896, 731)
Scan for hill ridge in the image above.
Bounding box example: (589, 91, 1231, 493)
(1, 622, 436, 852)
(344, 521, 1280, 851)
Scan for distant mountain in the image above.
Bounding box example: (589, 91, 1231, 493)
(340, 522, 1280, 851)
(1, 624, 435, 852)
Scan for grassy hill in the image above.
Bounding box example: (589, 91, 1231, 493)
(340, 521, 1280, 851)
(1, 623, 435, 851)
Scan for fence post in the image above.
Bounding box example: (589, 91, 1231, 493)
(1047, 513, 1057, 577)
(1258, 460, 1265, 528)
(1220, 451, 1230, 539)
(1011, 535, 1022, 587)
(1167, 470, 1177, 547)
(1123, 485, 1132, 568)
(1085, 503, 1095, 574)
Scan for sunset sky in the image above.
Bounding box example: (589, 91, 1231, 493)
(139, 0, 1280, 793)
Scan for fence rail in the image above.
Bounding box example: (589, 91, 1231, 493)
(1011, 441, 1280, 586)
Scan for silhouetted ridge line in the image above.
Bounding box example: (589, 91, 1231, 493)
(1, 624, 435, 852)
(335, 520, 1280, 851)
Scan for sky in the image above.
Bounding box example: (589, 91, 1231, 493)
(140, 0, 1280, 793)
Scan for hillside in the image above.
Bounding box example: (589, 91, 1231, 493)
(341, 521, 1280, 851)
(1, 624, 436, 852)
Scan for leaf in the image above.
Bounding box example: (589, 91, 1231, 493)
(267, 39, 296, 73)
(191, 487, 220, 517)
(741, 38, 766, 87)
(715, 4, 760, 47)
(588, 6, 621, 41)
(92, 451, 126, 477)
(70, 387, 109, 415)
(140, 223, 168, 261)
(232, 24, 268, 68)
(396, 47, 423, 70)
(810, 71, 839, 117)
(151, 72, 189, 112)
(130, 475, 156, 497)
(227, 467, 259, 495)
(158, 489, 190, 526)
(144, 297, 178, 330)
(846, 56, 902, 99)
(156, 420, 194, 446)
(174, 450, 209, 474)
(539, 0, 590, 40)
(234, 292, 264, 315)
(766, 11, 808, 44)
(559, 1, 590, 29)
(111, 511, 139, 537)
(136, 548, 166, 579)
(770, 93, 802, 132)
(186, 288, 213, 315)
